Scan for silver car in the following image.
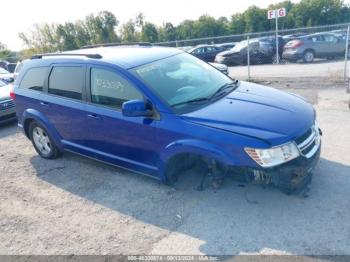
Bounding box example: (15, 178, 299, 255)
(283, 33, 346, 63)
(0, 80, 16, 124)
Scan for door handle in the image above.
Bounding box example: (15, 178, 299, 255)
(40, 101, 49, 106)
(87, 113, 101, 119)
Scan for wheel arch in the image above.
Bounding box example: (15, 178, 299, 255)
(21, 109, 63, 150)
(158, 139, 236, 182)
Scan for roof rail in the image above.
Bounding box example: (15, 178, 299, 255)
(31, 53, 102, 59)
(81, 42, 153, 49)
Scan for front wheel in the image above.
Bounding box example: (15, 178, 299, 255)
(29, 122, 61, 159)
(303, 50, 315, 63)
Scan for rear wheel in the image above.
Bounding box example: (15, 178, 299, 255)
(29, 122, 61, 159)
(303, 50, 315, 63)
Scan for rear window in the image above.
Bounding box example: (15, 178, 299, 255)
(20, 67, 48, 91)
(48, 66, 84, 100)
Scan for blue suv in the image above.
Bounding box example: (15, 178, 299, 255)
(13, 44, 321, 194)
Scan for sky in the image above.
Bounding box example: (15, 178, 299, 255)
(0, 0, 322, 50)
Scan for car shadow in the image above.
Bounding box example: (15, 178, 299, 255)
(0, 120, 20, 139)
(30, 153, 350, 256)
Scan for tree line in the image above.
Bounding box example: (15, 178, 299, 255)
(0, 0, 349, 60)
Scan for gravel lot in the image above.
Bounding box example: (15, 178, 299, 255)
(0, 80, 349, 256)
(231, 60, 346, 81)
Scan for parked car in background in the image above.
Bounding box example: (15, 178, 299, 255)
(0, 80, 16, 124)
(188, 45, 224, 62)
(6, 63, 17, 73)
(282, 33, 306, 43)
(215, 43, 237, 51)
(0, 60, 9, 70)
(0, 60, 16, 73)
(13, 61, 25, 80)
(215, 37, 284, 65)
(14, 45, 321, 194)
(209, 62, 229, 75)
(283, 33, 346, 63)
(330, 29, 347, 40)
(0, 67, 14, 83)
(177, 46, 193, 52)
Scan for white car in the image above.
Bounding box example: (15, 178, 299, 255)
(0, 80, 16, 124)
(0, 67, 14, 83)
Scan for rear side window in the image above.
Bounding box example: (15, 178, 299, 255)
(49, 66, 84, 100)
(90, 68, 143, 108)
(20, 67, 48, 91)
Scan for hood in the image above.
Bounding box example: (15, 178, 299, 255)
(182, 81, 315, 145)
(0, 84, 13, 101)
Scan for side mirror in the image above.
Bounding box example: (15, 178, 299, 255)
(122, 100, 153, 117)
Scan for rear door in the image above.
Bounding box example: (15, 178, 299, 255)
(309, 35, 327, 58)
(39, 64, 89, 149)
(323, 34, 344, 56)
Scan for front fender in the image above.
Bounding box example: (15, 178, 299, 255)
(158, 139, 236, 181)
(22, 109, 63, 150)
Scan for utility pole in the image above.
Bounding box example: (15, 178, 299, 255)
(275, 14, 279, 64)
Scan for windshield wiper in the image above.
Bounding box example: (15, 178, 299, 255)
(170, 80, 239, 108)
(170, 97, 210, 108)
(210, 80, 239, 100)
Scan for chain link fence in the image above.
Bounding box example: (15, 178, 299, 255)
(156, 23, 350, 89)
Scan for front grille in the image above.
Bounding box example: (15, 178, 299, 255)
(0, 99, 15, 111)
(295, 128, 312, 145)
(295, 125, 320, 158)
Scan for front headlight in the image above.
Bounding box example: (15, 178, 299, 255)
(245, 142, 300, 168)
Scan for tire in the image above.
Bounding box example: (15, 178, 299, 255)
(29, 121, 61, 159)
(303, 50, 315, 63)
(278, 171, 313, 195)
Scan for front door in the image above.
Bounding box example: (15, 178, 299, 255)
(84, 65, 159, 176)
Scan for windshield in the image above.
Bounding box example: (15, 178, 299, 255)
(0, 67, 10, 74)
(0, 80, 6, 87)
(132, 53, 236, 113)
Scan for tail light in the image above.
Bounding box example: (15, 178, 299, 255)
(284, 40, 304, 49)
(10, 86, 15, 100)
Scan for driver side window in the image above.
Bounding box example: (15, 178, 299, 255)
(90, 68, 143, 108)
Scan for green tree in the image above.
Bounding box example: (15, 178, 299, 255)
(19, 23, 60, 53)
(243, 6, 270, 32)
(229, 14, 246, 34)
(193, 15, 228, 38)
(163, 22, 177, 41)
(120, 20, 138, 42)
(84, 11, 119, 44)
(56, 23, 79, 50)
(141, 22, 159, 42)
(176, 20, 195, 39)
(291, 0, 346, 27)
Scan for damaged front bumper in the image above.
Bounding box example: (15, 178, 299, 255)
(231, 146, 321, 194)
(262, 144, 321, 194)
(232, 131, 322, 194)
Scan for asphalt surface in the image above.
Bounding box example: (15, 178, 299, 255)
(0, 86, 349, 256)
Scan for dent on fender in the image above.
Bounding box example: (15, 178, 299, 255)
(160, 139, 236, 167)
